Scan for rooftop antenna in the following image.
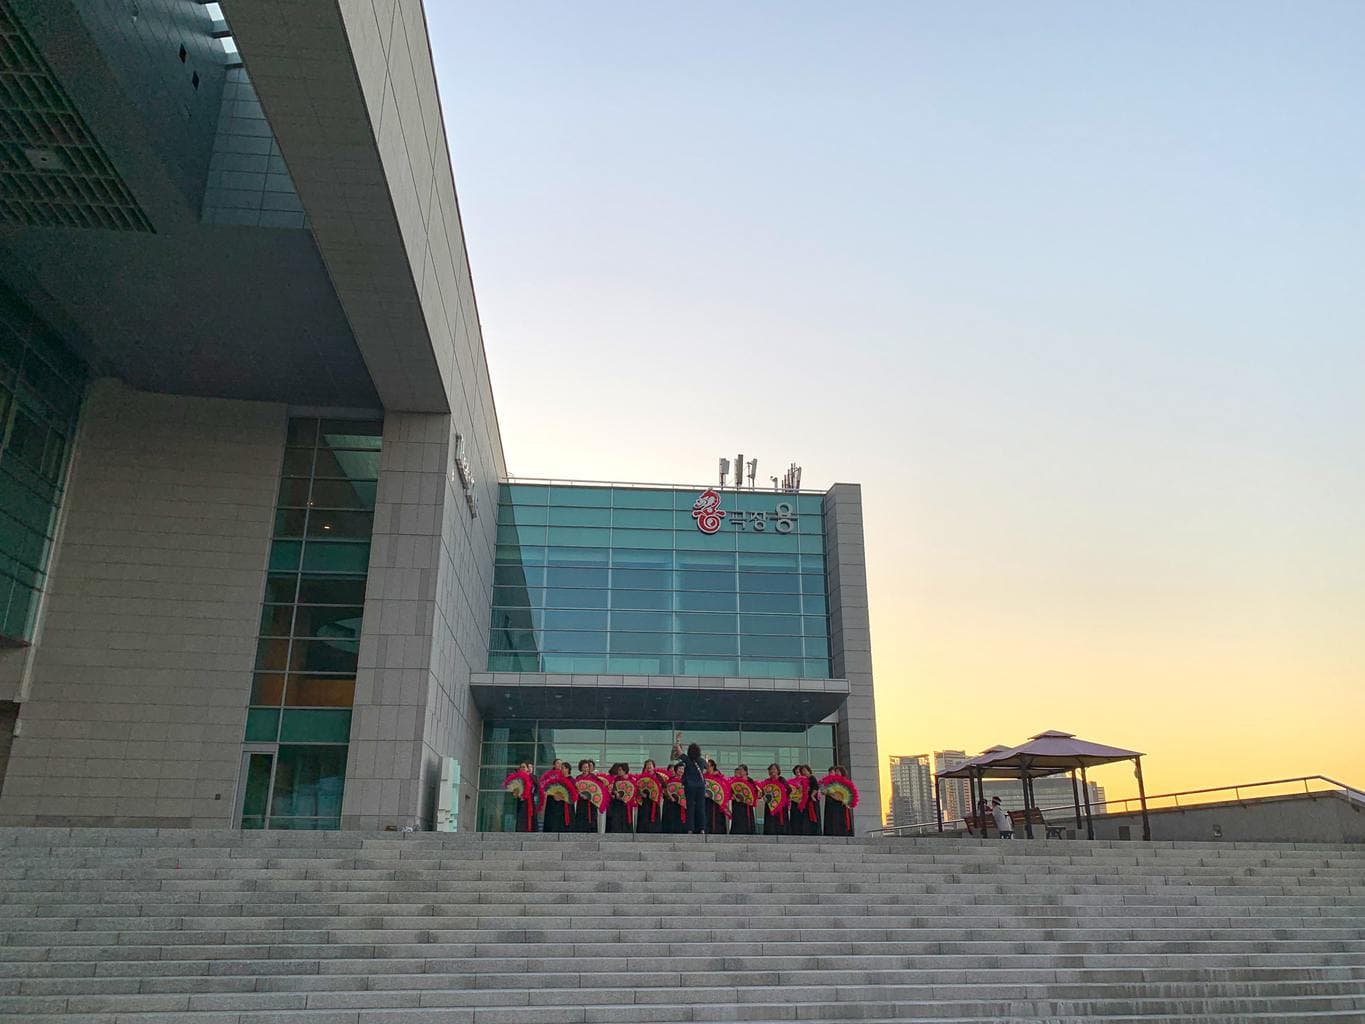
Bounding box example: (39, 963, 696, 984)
(770, 475, 779, 490)
(735, 453, 744, 489)
(746, 458, 757, 488)
(717, 458, 730, 488)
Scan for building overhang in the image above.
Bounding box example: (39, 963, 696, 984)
(469, 673, 850, 725)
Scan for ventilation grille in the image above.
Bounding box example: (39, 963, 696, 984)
(0, 0, 152, 231)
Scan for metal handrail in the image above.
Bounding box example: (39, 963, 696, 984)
(502, 475, 828, 495)
(870, 773, 1363, 837)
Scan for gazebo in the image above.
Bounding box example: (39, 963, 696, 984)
(936, 730, 1151, 840)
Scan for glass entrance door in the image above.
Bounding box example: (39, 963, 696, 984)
(237, 748, 275, 829)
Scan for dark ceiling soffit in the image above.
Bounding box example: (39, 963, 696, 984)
(470, 684, 848, 725)
(223, 0, 449, 414)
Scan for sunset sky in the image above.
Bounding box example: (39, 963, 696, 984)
(428, 3, 1365, 812)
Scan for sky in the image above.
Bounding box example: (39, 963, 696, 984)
(427, 3, 1365, 814)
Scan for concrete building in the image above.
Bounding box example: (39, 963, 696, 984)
(887, 753, 933, 828)
(0, 0, 880, 831)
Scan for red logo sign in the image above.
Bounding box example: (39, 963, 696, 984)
(691, 489, 726, 534)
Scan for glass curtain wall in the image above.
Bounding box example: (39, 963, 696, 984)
(489, 484, 830, 679)
(476, 719, 838, 832)
(241, 416, 381, 829)
(0, 285, 85, 642)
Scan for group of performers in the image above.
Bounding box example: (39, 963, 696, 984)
(503, 745, 859, 837)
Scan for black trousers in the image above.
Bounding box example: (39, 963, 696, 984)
(684, 785, 705, 833)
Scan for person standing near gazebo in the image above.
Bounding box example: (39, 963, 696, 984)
(991, 796, 1014, 839)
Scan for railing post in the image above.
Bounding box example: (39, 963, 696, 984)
(1134, 756, 1151, 841)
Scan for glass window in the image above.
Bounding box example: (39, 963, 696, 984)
(485, 485, 829, 680)
(267, 744, 347, 825)
(678, 633, 737, 656)
(285, 675, 354, 707)
(677, 570, 735, 592)
(291, 605, 364, 639)
(544, 566, 609, 589)
(493, 585, 540, 608)
(274, 509, 307, 540)
(609, 632, 673, 655)
(675, 611, 737, 634)
(611, 589, 671, 610)
(545, 546, 609, 567)
(742, 634, 804, 658)
(499, 504, 547, 526)
(611, 568, 671, 590)
(541, 630, 607, 654)
(740, 613, 802, 636)
(301, 541, 371, 574)
(297, 576, 368, 605)
(309, 478, 377, 510)
(548, 486, 610, 507)
(611, 508, 672, 528)
(259, 604, 294, 636)
(281, 449, 314, 476)
(290, 639, 359, 674)
(545, 506, 610, 527)
(305, 510, 373, 540)
(547, 525, 611, 547)
(611, 548, 672, 569)
(279, 709, 352, 743)
(610, 610, 671, 632)
(542, 608, 609, 631)
(610, 487, 673, 509)
(244, 707, 280, 742)
(494, 564, 544, 588)
(676, 590, 737, 612)
(740, 592, 802, 614)
(312, 448, 380, 480)
(250, 673, 285, 705)
(544, 587, 608, 609)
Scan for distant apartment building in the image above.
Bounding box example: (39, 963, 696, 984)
(933, 750, 972, 824)
(888, 754, 934, 827)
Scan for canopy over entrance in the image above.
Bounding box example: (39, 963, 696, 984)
(936, 730, 1152, 840)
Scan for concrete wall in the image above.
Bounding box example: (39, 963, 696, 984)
(343, 410, 499, 830)
(0, 380, 284, 827)
(1092, 792, 1364, 845)
(824, 483, 883, 827)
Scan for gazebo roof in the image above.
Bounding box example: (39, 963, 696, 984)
(937, 730, 1144, 780)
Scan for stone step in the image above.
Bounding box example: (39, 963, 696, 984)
(8, 968, 1365, 998)
(2, 990, 1363, 1021)
(4, 924, 1362, 947)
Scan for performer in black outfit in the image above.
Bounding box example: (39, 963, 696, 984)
(573, 758, 600, 833)
(762, 763, 788, 836)
(605, 762, 634, 833)
(823, 764, 854, 837)
(512, 761, 537, 833)
(661, 769, 685, 834)
(795, 764, 821, 836)
(635, 759, 663, 834)
(671, 735, 708, 835)
(704, 759, 727, 836)
(729, 764, 756, 835)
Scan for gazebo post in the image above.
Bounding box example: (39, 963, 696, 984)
(1018, 770, 1033, 840)
(1080, 765, 1094, 840)
(934, 774, 943, 833)
(1134, 756, 1151, 841)
(1070, 769, 1082, 830)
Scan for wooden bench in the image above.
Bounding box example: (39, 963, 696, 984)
(962, 813, 995, 837)
(1010, 807, 1066, 839)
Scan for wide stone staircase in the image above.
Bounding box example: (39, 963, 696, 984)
(0, 828, 1362, 1023)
